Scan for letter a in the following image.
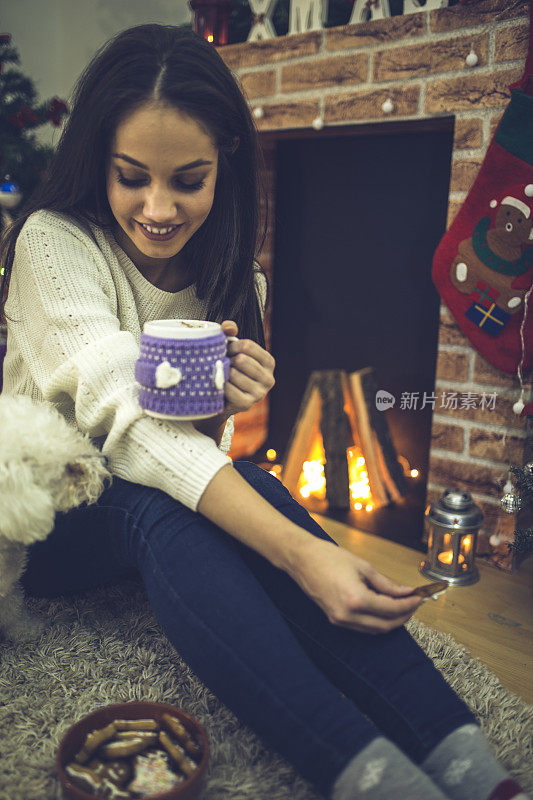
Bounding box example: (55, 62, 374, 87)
(349, 0, 390, 24)
(403, 0, 448, 13)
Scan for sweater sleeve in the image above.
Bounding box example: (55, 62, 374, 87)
(219, 414, 234, 455)
(6, 216, 231, 511)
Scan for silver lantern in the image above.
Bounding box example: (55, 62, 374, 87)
(419, 488, 483, 586)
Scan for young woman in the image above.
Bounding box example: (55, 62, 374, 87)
(1, 24, 526, 800)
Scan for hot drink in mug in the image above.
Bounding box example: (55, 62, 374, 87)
(135, 319, 238, 420)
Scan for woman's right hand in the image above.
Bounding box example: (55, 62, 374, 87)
(197, 464, 423, 636)
(288, 536, 424, 635)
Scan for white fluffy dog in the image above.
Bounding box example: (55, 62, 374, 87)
(0, 394, 111, 642)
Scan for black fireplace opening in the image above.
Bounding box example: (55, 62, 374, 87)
(263, 118, 455, 550)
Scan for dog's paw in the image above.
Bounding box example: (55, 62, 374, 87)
(2, 613, 49, 643)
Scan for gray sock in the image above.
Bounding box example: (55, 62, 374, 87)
(331, 736, 449, 800)
(422, 723, 530, 800)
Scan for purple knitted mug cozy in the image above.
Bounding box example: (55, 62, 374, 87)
(135, 320, 231, 419)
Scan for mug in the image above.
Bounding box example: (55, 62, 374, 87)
(135, 319, 238, 420)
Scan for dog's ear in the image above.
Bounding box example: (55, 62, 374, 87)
(0, 462, 56, 544)
(55, 455, 110, 511)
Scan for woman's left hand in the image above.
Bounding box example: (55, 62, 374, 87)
(221, 320, 275, 415)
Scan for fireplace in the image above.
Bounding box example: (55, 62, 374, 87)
(260, 118, 454, 548)
(221, 0, 532, 570)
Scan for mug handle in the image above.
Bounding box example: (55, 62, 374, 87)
(217, 335, 238, 392)
(225, 335, 239, 352)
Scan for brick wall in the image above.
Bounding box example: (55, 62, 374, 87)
(221, 0, 532, 570)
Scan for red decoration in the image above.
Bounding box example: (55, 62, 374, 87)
(22, 107, 38, 123)
(45, 96, 68, 126)
(7, 112, 25, 129)
(520, 402, 533, 418)
(189, 0, 233, 46)
(7, 106, 39, 129)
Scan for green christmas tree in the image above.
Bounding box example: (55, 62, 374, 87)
(0, 32, 68, 217)
(507, 457, 533, 563)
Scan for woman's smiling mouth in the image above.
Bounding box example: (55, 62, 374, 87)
(135, 220, 184, 240)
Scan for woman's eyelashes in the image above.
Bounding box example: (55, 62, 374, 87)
(115, 172, 207, 192)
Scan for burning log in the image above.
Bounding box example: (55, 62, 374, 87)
(345, 368, 407, 504)
(281, 368, 406, 511)
(281, 378, 323, 501)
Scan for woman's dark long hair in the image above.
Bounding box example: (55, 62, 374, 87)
(0, 24, 268, 346)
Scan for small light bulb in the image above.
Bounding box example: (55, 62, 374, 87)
(410, 468, 419, 478)
(513, 398, 525, 415)
(266, 448, 277, 461)
(465, 48, 478, 67)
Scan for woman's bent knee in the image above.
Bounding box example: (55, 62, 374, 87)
(233, 461, 296, 507)
(232, 461, 336, 545)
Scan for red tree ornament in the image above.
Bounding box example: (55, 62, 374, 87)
(45, 97, 69, 126)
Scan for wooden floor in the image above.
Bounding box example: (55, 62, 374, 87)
(312, 513, 533, 705)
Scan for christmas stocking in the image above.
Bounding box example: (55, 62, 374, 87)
(432, 1, 533, 376)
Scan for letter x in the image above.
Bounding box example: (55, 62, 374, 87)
(248, 0, 277, 40)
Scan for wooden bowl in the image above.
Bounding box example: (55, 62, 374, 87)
(56, 701, 209, 800)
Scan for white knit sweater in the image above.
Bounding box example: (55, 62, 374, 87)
(3, 209, 267, 511)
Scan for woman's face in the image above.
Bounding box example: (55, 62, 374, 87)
(106, 101, 219, 273)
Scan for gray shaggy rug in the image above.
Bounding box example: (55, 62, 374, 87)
(1, 577, 532, 800)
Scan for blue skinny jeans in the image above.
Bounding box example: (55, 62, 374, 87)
(21, 461, 477, 797)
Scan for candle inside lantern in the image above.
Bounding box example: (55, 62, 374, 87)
(461, 535, 472, 555)
(438, 551, 465, 565)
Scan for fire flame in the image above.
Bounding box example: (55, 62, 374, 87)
(266, 437, 420, 513)
(295, 437, 374, 511)
(297, 435, 327, 500)
(347, 450, 372, 508)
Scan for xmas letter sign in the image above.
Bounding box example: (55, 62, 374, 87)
(246, 0, 450, 40)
